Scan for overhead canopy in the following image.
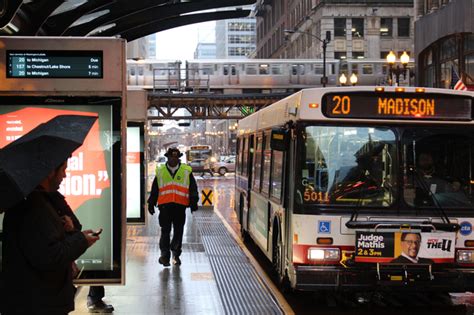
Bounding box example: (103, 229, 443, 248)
(0, 0, 255, 41)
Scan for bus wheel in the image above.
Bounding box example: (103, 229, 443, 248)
(240, 197, 250, 242)
(272, 232, 292, 293)
(218, 167, 227, 176)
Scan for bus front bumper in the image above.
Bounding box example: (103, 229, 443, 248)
(294, 265, 474, 292)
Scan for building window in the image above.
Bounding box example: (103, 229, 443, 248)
(352, 52, 365, 59)
(362, 64, 374, 74)
(440, 36, 457, 61)
(398, 18, 410, 37)
(334, 52, 347, 59)
(466, 54, 474, 85)
(380, 18, 393, 37)
(228, 22, 255, 32)
(352, 18, 364, 38)
(380, 51, 390, 59)
(334, 18, 346, 37)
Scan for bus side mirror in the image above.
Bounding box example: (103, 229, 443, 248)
(270, 128, 289, 151)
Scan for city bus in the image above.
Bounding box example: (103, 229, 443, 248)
(186, 145, 213, 173)
(235, 86, 474, 292)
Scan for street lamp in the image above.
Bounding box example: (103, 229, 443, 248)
(350, 73, 358, 86)
(284, 29, 331, 87)
(339, 73, 347, 86)
(386, 50, 410, 86)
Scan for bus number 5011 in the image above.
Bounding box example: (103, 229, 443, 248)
(331, 95, 351, 115)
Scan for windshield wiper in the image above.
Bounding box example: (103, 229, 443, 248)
(411, 170, 452, 225)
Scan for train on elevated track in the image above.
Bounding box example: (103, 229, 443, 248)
(126, 58, 415, 93)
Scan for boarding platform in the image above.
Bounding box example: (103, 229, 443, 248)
(72, 207, 284, 315)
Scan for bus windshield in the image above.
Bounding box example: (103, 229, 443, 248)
(402, 127, 474, 209)
(298, 125, 397, 207)
(298, 125, 474, 210)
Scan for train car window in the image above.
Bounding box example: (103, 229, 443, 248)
(130, 68, 135, 76)
(259, 64, 270, 75)
(231, 66, 236, 75)
(329, 63, 336, 75)
(351, 64, 359, 75)
(291, 65, 298, 75)
(223, 65, 229, 75)
(271, 65, 283, 75)
(201, 65, 214, 75)
(246, 65, 257, 75)
(138, 67, 144, 76)
(314, 64, 323, 75)
(362, 64, 373, 74)
(291, 65, 305, 75)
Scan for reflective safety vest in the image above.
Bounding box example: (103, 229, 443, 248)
(156, 164, 192, 206)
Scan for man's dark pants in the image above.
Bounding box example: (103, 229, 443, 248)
(158, 204, 186, 259)
(88, 286, 105, 304)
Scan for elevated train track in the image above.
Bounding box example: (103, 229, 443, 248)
(147, 92, 288, 120)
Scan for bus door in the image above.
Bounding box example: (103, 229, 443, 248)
(223, 64, 239, 85)
(290, 64, 304, 85)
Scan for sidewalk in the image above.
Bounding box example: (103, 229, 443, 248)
(72, 208, 283, 314)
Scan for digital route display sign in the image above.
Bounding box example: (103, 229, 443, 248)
(322, 92, 472, 121)
(6, 50, 103, 79)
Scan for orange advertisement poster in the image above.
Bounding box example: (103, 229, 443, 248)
(0, 107, 110, 211)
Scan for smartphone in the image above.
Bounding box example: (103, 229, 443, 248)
(92, 228, 103, 236)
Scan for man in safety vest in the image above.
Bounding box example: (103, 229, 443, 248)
(147, 147, 199, 266)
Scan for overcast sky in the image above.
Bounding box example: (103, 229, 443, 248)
(155, 21, 215, 61)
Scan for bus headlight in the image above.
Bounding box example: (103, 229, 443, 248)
(457, 250, 474, 263)
(308, 248, 340, 261)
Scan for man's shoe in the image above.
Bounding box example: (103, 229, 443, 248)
(159, 256, 170, 267)
(172, 256, 181, 266)
(87, 300, 114, 313)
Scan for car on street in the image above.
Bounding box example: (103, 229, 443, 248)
(212, 156, 236, 176)
(189, 158, 213, 175)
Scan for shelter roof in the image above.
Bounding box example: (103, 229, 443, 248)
(0, 0, 254, 41)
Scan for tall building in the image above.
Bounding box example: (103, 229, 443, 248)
(255, 0, 414, 61)
(216, 17, 257, 58)
(415, 0, 473, 89)
(126, 34, 157, 59)
(147, 34, 157, 59)
(194, 43, 217, 59)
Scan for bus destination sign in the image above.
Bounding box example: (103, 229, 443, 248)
(323, 92, 472, 121)
(7, 50, 103, 79)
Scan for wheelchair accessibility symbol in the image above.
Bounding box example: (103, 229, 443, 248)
(318, 221, 331, 234)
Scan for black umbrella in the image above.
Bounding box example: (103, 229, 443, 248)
(0, 115, 97, 209)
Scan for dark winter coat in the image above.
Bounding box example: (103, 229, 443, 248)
(1, 190, 88, 314)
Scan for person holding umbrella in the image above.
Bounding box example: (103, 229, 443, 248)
(0, 115, 101, 314)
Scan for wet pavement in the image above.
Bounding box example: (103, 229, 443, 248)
(72, 174, 283, 315)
